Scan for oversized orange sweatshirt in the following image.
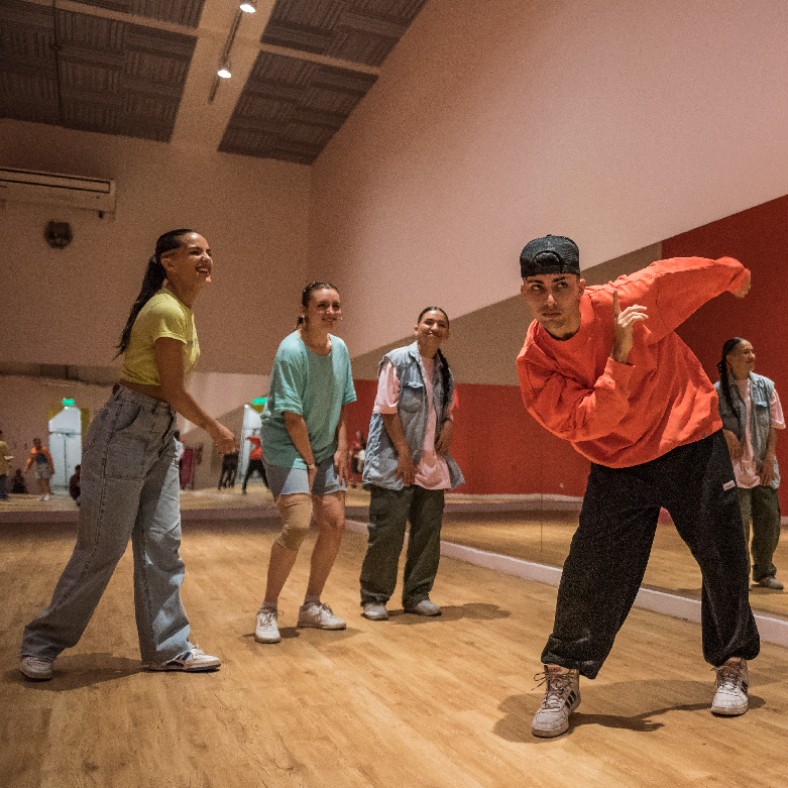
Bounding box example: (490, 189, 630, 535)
(516, 257, 749, 468)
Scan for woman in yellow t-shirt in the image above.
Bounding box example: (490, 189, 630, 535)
(20, 229, 236, 681)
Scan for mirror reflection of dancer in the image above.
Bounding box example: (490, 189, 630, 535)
(254, 282, 356, 644)
(242, 433, 267, 493)
(359, 307, 464, 621)
(25, 438, 54, 501)
(516, 235, 760, 738)
(20, 229, 236, 681)
(716, 337, 784, 591)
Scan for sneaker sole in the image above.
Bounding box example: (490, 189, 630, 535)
(362, 612, 389, 621)
(297, 621, 346, 630)
(254, 634, 282, 644)
(711, 702, 748, 716)
(20, 669, 53, 681)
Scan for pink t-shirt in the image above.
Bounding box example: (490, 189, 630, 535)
(373, 356, 454, 490)
(731, 379, 785, 489)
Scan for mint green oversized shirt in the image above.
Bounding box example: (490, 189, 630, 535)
(261, 332, 356, 468)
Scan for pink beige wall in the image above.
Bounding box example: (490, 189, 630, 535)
(0, 120, 310, 375)
(310, 0, 788, 359)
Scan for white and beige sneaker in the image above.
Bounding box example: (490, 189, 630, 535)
(297, 601, 345, 630)
(255, 607, 282, 644)
(532, 665, 581, 738)
(711, 657, 749, 716)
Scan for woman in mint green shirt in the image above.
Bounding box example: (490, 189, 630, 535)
(254, 282, 356, 645)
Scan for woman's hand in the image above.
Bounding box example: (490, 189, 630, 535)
(435, 419, 453, 454)
(611, 291, 648, 364)
(760, 453, 775, 486)
(723, 429, 742, 461)
(395, 448, 416, 487)
(334, 446, 350, 484)
(210, 423, 237, 456)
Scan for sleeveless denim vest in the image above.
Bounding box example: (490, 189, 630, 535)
(362, 342, 464, 491)
(715, 372, 780, 488)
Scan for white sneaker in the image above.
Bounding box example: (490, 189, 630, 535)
(297, 601, 346, 630)
(362, 602, 389, 621)
(144, 646, 221, 672)
(404, 598, 441, 616)
(755, 576, 784, 590)
(255, 607, 281, 643)
(20, 655, 54, 681)
(711, 658, 749, 716)
(41, 495, 50, 502)
(532, 665, 581, 738)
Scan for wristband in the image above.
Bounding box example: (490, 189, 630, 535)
(306, 462, 317, 470)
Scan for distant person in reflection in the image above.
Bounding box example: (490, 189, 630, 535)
(242, 432, 267, 493)
(20, 229, 236, 682)
(516, 234, 759, 739)
(359, 307, 464, 622)
(11, 468, 28, 494)
(25, 437, 54, 501)
(0, 429, 11, 500)
(68, 464, 81, 506)
(254, 282, 356, 645)
(716, 337, 784, 591)
(218, 450, 239, 489)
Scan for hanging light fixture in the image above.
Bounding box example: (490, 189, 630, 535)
(217, 59, 232, 79)
(239, 1, 257, 13)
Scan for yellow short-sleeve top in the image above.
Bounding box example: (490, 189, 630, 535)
(120, 289, 200, 386)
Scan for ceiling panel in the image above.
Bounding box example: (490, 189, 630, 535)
(219, 50, 376, 163)
(1, 0, 427, 161)
(261, 0, 426, 67)
(0, 1, 197, 142)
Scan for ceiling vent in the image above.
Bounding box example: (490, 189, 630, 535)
(0, 167, 116, 216)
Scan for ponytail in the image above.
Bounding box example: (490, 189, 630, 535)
(115, 229, 195, 357)
(716, 337, 744, 427)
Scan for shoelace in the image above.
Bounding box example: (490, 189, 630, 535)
(534, 670, 576, 709)
(713, 664, 745, 691)
(258, 609, 278, 624)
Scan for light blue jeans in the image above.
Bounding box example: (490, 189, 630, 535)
(21, 386, 192, 664)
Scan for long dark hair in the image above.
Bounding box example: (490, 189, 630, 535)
(717, 336, 744, 423)
(296, 281, 339, 328)
(115, 229, 196, 356)
(418, 306, 452, 418)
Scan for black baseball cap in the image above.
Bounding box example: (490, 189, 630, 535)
(520, 234, 580, 278)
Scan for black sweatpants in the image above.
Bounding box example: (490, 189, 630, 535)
(542, 430, 760, 678)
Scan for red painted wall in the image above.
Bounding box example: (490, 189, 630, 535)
(345, 380, 590, 497)
(666, 194, 788, 511)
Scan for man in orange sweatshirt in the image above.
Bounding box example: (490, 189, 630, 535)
(517, 234, 759, 739)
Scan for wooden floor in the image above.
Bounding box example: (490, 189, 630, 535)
(2, 518, 788, 787)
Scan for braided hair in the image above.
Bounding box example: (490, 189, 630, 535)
(115, 229, 196, 357)
(417, 306, 452, 418)
(296, 281, 339, 328)
(716, 336, 744, 427)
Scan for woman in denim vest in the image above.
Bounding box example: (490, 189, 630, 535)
(715, 337, 784, 590)
(360, 307, 464, 620)
(20, 229, 236, 681)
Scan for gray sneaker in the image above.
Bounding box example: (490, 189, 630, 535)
(711, 658, 749, 716)
(755, 576, 784, 590)
(404, 598, 441, 616)
(297, 601, 346, 630)
(532, 665, 581, 738)
(255, 607, 282, 643)
(144, 646, 221, 672)
(362, 602, 389, 621)
(20, 655, 54, 681)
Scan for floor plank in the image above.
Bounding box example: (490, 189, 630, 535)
(2, 518, 787, 787)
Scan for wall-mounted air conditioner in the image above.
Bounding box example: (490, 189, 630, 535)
(0, 167, 116, 215)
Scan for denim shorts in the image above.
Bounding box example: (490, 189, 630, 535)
(264, 455, 346, 498)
